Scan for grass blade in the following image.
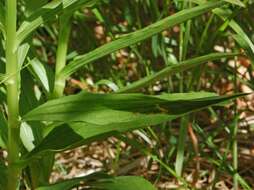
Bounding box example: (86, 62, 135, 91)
(118, 52, 238, 93)
(175, 116, 189, 176)
(60, 1, 225, 78)
(16, 0, 98, 48)
(214, 8, 254, 54)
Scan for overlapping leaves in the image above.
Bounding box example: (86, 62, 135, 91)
(60, 1, 225, 77)
(16, 0, 99, 48)
(21, 92, 245, 160)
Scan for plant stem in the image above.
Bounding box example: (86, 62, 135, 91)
(232, 119, 238, 190)
(175, 116, 189, 176)
(232, 56, 238, 190)
(6, 0, 20, 189)
(175, 0, 192, 177)
(53, 14, 71, 98)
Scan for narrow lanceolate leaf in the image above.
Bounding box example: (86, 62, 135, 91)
(16, 0, 99, 48)
(228, 21, 254, 60)
(35, 173, 109, 190)
(118, 52, 238, 93)
(20, 122, 35, 152)
(60, 1, 225, 78)
(23, 92, 243, 123)
(36, 177, 84, 190)
(90, 176, 157, 190)
(17, 43, 30, 66)
(20, 92, 246, 159)
(35, 175, 155, 190)
(29, 58, 50, 93)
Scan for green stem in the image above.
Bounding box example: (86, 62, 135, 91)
(232, 56, 238, 190)
(175, 0, 192, 177)
(38, 13, 72, 189)
(53, 14, 71, 98)
(6, 0, 20, 189)
(232, 119, 238, 190)
(175, 116, 189, 176)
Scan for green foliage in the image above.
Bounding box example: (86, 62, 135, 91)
(23, 92, 243, 123)
(19, 92, 244, 161)
(118, 52, 238, 92)
(90, 176, 157, 190)
(35, 175, 156, 190)
(60, 1, 225, 78)
(0, 0, 252, 190)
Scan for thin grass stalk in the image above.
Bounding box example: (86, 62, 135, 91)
(232, 56, 238, 190)
(175, 116, 189, 176)
(53, 13, 72, 98)
(6, 0, 20, 189)
(175, 0, 192, 177)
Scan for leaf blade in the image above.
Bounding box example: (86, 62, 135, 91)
(23, 92, 239, 123)
(118, 52, 238, 93)
(16, 0, 99, 47)
(60, 1, 225, 77)
(19, 92, 247, 160)
(91, 176, 157, 190)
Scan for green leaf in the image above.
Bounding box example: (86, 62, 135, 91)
(211, 8, 254, 61)
(36, 176, 156, 190)
(36, 175, 156, 190)
(20, 122, 35, 151)
(91, 176, 157, 190)
(23, 124, 101, 157)
(23, 92, 241, 123)
(96, 79, 119, 92)
(16, 0, 99, 48)
(20, 92, 246, 160)
(17, 43, 30, 67)
(24, 0, 48, 16)
(29, 58, 51, 93)
(60, 1, 225, 78)
(118, 52, 238, 93)
(28, 154, 55, 187)
(36, 178, 83, 190)
(191, 2, 254, 62)
(229, 32, 254, 61)
(233, 34, 254, 61)
(20, 70, 41, 115)
(16, 0, 61, 48)
(19, 70, 55, 186)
